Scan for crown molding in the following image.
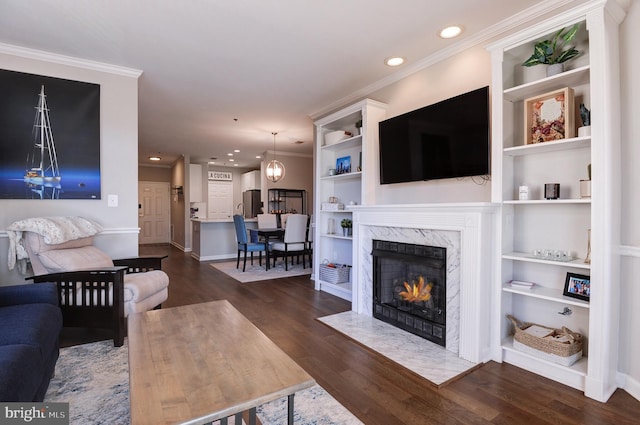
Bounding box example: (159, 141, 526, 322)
(309, 0, 578, 120)
(0, 42, 142, 78)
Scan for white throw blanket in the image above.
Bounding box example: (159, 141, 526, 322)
(6, 216, 104, 272)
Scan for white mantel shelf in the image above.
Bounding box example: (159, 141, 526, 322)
(350, 202, 498, 364)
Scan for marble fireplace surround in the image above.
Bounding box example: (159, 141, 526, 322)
(350, 203, 497, 364)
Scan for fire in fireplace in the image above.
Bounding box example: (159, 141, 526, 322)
(372, 240, 446, 346)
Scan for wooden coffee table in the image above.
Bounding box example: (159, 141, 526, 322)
(128, 300, 315, 425)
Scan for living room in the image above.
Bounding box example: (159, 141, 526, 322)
(1, 0, 639, 423)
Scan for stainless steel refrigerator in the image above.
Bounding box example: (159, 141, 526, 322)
(242, 190, 262, 218)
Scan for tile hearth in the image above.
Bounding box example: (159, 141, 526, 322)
(318, 311, 478, 386)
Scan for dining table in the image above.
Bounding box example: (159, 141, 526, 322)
(252, 227, 285, 270)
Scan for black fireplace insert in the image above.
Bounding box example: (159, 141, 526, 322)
(372, 239, 446, 346)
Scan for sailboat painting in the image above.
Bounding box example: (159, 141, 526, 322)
(0, 70, 100, 199)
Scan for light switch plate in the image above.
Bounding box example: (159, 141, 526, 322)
(107, 194, 118, 207)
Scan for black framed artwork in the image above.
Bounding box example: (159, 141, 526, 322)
(0, 69, 101, 199)
(563, 272, 591, 302)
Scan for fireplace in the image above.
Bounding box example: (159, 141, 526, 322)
(372, 239, 446, 347)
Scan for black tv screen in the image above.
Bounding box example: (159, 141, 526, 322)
(378, 86, 490, 184)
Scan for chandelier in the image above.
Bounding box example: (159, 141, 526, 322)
(265, 132, 285, 183)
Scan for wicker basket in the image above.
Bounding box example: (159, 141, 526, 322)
(507, 315, 583, 366)
(319, 262, 351, 284)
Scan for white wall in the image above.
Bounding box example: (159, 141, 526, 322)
(0, 48, 140, 284)
(361, 45, 493, 205)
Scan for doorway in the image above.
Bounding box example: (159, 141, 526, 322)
(138, 181, 170, 244)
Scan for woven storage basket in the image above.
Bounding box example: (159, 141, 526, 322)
(319, 262, 351, 284)
(507, 315, 583, 366)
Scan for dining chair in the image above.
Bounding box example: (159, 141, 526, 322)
(270, 214, 308, 271)
(233, 215, 267, 272)
(257, 213, 278, 229)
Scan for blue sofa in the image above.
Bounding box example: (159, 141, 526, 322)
(0, 282, 62, 401)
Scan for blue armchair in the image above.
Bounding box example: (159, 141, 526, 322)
(233, 215, 267, 272)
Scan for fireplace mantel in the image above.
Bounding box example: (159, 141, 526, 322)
(350, 203, 498, 363)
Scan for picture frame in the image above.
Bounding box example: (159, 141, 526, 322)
(524, 87, 575, 145)
(563, 272, 590, 302)
(336, 155, 351, 174)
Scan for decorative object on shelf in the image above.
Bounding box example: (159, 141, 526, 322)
(508, 279, 536, 288)
(525, 87, 575, 144)
(544, 183, 560, 199)
(578, 103, 591, 137)
(321, 202, 344, 211)
(340, 218, 352, 237)
(507, 315, 583, 367)
(328, 168, 336, 176)
(327, 218, 335, 234)
(521, 23, 581, 77)
(563, 272, 591, 302)
(265, 132, 285, 183)
(584, 229, 591, 264)
(580, 163, 591, 198)
(319, 260, 351, 284)
(518, 184, 529, 200)
(355, 119, 362, 135)
(558, 307, 573, 316)
(531, 249, 573, 262)
(324, 130, 351, 146)
(336, 156, 351, 174)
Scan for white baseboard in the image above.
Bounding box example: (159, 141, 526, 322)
(617, 372, 640, 402)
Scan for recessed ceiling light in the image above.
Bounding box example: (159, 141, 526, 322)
(233, 164, 239, 167)
(229, 159, 235, 162)
(148, 156, 161, 161)
(439, 25, 463, 39)
(385, 56, 405, 67)
(234, 149, 240, 153)
(256, 155, 261, 159)
(208, 161, 215, 164)
(227, 153, 233, 156)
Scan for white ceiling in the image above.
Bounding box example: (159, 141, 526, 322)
(0, 0, 562, 168)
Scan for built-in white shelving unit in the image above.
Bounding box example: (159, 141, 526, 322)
(488, 0, 625, 402)
(313, 99, 387, 301)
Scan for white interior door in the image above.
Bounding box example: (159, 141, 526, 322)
(138, 181, 170, 244)
(208, 181, 233, 220)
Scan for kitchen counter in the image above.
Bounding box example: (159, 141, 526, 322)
(191, 218, 257, 261)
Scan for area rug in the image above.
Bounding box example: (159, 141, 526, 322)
(318, 311, 479, 387)
(45, 339, 362, 425)
(211, 260, 312, 283)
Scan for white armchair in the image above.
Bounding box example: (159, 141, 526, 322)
(22, 231, 168, 346)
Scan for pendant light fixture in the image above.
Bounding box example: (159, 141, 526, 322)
(265, 132, 285, 183)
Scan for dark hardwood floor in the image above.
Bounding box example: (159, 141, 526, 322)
(61, 244, 640, 425)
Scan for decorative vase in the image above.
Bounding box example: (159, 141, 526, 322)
(342, 227, 352, 237)
(580, 180, 591, 198)
(578, 125, 591, 137)
(546, 63, 564, 77)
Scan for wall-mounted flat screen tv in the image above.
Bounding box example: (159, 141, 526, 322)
(378, 86, 490, 184)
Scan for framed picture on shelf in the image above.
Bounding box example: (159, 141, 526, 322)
(336, 155, 351, 174)
(524, 87, 575, 145)
(563, 272, 590, 302)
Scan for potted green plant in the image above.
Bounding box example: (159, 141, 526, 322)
(340, 218, 352, 237)
(522, 24, 581, 76)
(355, 119, 363, 135)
